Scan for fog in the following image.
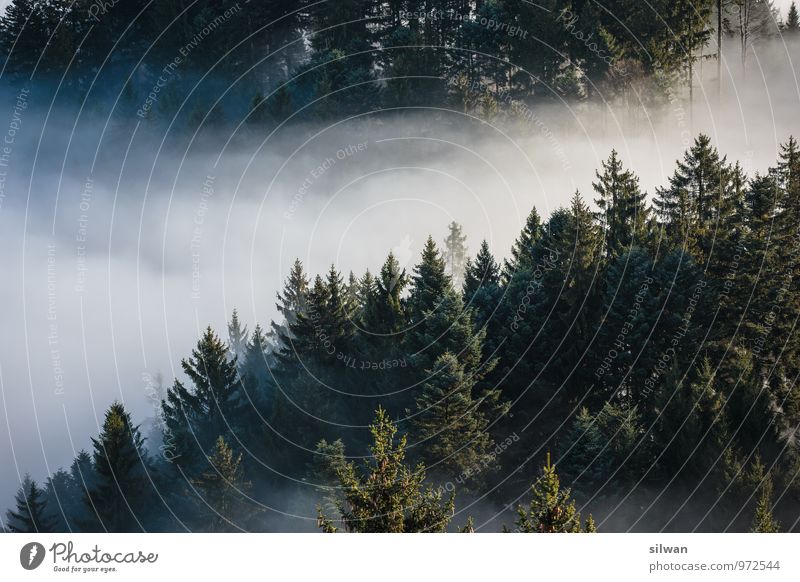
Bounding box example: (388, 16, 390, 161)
(1, 34, 800, 529)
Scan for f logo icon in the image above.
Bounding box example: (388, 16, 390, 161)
(20, 542, 46, 570)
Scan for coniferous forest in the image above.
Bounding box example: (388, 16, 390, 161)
(2, 1, 800, 534)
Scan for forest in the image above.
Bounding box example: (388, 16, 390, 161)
(0, 0, 797, 124)
(5, 132, 800, 532)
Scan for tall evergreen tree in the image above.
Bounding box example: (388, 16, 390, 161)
(462, 239, 503, 337)
(654, 135, 727, 261)
(502, 207, 544, 282)
(514, 453, 596, 533)
(411, 352, 499, 486)
(786, 2, 800, 33)
(270, 259, 309, 349)
(5, 475, 55, 533)
(227, 308, 249, 363)
(192, 436, 256, 532)
(84, 403, 153, 532)
(317, 408, 455, 533)
(593, 150, 650, 257)
(749, 458, 780, 532)
(443, 221, 468, 290)
(162, 327, 241, 469)
(407, 236, 452, 323)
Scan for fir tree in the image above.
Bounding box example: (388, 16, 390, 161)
(227, 308, 248, 363)
(407, 236, 452, 323)
(192, 436, 255, 532)
(557, 408, 613, 501)
(363, 252, 408, 335)
(515, 453, 596, 533)
(654, 135, 727, 261)
(270, 259, 309, 349)
(749, 458, 780, 532)
(317, 408, 454, 533)
(410, 352, 496, 486)
(786, 2, 800, 34)
(5, 475, 55, 533)
(593, 150, 650, 257)
(162, 327, 241, 469)
(502, 207, 543, 281)
(443, 221, 468, 289)
(462, 239, 502, 332)
(84, 402, 153, 532)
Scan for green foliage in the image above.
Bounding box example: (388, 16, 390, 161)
(411, 352, 501, 487)
(749, 458, 780, 533)
(84, 403, 154, 532)
(317, 408, 455, 533)
(192, 436, 257, 532)
(162, 327, 242, 470)
(593, 150, 650, 257)
(515, 453, 596, 533)
(11, 133, 800, 533)
(6, 475, 55, 533)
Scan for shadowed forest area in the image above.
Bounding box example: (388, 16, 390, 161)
(5, 133, 800, 532)
(3, 1, 800, 533)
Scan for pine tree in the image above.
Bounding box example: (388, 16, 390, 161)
(786, 2, 800, 33)
(654, 134, 727, 261)
(443, 221, 468, 289)
(5, 475, 55, 533)
(557, 408, 613, 501)
(317, 408, 454, 533)
(227, 308, 248, 363)
(411, 352, 496, 486)
(240, 324, 275, 411)
(408, 236, 452, 322)
(540, 192, 603, 402)
(593, 150, 650, 257)
(84, 403, 153, 532)
(749, 458, 780, 532)
(593, 247, 658, 407)
(323, 264, 353, 349)
(192, 436, 256, 532)
(654, 358, 737, 485)
(515, 453, 596, 533)
(270, 259, 309, 349)
(502, 207, 544, 281)
(363, 252, 408, 335)
(462, 240, 503, 351)
(162, 327, 241, 469)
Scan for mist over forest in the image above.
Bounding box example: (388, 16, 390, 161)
(2, 0, 800, 533)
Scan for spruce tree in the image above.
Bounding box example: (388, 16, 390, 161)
(515, 453, 596, 533)
(785, 2, 799, 33)
(5, 475, 55, 533)
(749, 458, 780, 533)
(227, 308, 248, 363)
(270, 259, 309, 349)
(654, 135, 727, 261)
(502, 207, 543, 281)
(162, 327, 241, 469)
(540, 192, 603, 403)
(462, 239, 502, 332)
(363, 252, 408, 336)
(407, 236, 452, 323)
(592, 150, 650, 257)
(317, 408, 454, 533)
(192, 436, 256, 532)
(558, 408, 613, 501)
(85, 403, 153, 532)
(443, 221, 468, 289)
(410, 352, 496, 486)
(593, 247, 658, 407)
